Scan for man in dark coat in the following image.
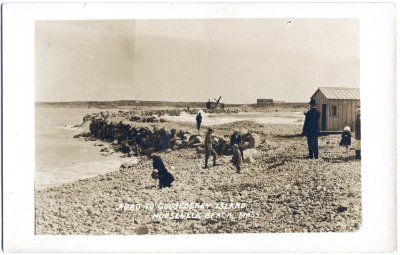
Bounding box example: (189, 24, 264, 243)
(230, 130, 241, 146)
(204, 128, 217, 168)
(196, 113, 202, 131)
(230, 130, 244, 159)
(302, 99, 321, 159)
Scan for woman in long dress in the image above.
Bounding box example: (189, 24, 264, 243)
(151, 155, 175, 188)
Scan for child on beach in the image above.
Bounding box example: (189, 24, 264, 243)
(232, 144, 242, 174)
(339, 126, 352, 155)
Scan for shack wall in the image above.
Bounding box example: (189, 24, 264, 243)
(311, 90, 360, 131)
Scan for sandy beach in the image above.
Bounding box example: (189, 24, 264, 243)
(35, 110, 361, 235)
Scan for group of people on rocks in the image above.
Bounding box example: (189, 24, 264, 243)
(302, 99, 361, 160)
(150, 127, 248, 188)
(203, 127, 258, 172)
(195, 112, 252, 172)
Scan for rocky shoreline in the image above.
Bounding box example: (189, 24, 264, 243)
(36, 117, 361, 235)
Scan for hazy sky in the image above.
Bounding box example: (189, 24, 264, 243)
(36, 19, 359, 103)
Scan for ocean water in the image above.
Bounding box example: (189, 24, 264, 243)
(35, 107, 125, 190)
(35, 107, 304, 190)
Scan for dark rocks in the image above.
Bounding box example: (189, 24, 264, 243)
(73, 132, 91, 139)
(336, 206, 348, 213)
(84, 115, 263, 159)
(336, 204, 349, 213)
(118, 143, 132, 154)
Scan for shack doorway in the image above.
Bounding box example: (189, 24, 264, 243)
(321, 104, 327, 131)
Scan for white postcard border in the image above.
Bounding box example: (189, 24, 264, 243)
(2, 2, 396, 252)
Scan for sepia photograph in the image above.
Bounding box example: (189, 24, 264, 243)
(34, 18, 362, 235)
(2, 2, 396, 252)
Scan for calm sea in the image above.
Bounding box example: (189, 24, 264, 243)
(35, 107, 124, 190)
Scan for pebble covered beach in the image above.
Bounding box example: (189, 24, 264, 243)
(35, 112, 361, 235)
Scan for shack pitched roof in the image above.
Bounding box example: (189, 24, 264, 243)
(312, 87, 360, 100)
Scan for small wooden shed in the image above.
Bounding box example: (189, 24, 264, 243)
(257, 99, 274, 105)
(311, 87, 360, 131)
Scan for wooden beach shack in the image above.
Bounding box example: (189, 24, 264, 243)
(311, 87, 360, 131)
(257, 99, 274, 105)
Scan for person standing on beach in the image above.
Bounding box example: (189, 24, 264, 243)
(204, 128, 218, 168)
(339, 126, 352, 155)
(196, 113, 202, 131)
(354, 108, 361, 160)
(232, 144, 242, 174)
(302, 99, 321, 159)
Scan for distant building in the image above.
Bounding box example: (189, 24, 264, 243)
(311, 87, 360, 131)
(257, 99, 273, 105)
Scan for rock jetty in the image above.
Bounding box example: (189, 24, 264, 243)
(74, 116, 262, 157)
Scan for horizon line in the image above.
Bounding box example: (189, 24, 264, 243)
(35, 99, 308, 105)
